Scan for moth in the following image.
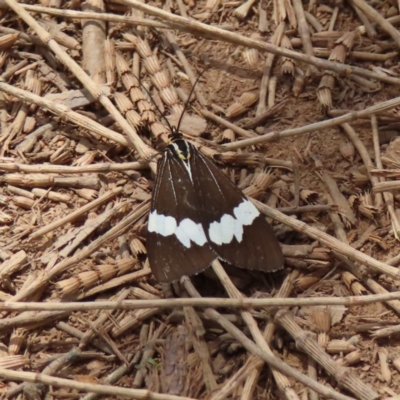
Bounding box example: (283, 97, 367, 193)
(147, 134, 284, 284)
(145, 76, 284, 283)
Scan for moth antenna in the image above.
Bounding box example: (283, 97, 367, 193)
(131, 69, 205, 137)
(130, 72, 175, 134)
(176, 70, 206, 134)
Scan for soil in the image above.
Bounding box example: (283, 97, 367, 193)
(1, 0, 400, 399)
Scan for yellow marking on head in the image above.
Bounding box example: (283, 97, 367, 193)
(171, 141, 191, 161)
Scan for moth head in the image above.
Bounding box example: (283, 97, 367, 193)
(168, 131, 191, 161)
(168, 129, 184, 144)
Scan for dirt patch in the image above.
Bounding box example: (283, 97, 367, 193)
(0, 0, 400, 399)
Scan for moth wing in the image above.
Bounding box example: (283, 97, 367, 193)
(190, 147, 284, 272)
(147, 151, 216, 283)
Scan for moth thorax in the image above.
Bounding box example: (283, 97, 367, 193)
(170, 140, 191, 161)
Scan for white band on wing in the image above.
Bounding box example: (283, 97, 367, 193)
(148, 210, 208, 248)
(208, 199, 260, 246)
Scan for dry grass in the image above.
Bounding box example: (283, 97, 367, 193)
(1, 0, 400, 399)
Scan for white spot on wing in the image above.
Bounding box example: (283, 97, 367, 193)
(234, 199, 260, 225)
(148, 210, 177, 236)
(148, 210, 159, 233)
(148, 211, 207, 248)
(209, 214, 243, 245)
(175, 218, 207, 247)
(208, 199, 259, 245)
